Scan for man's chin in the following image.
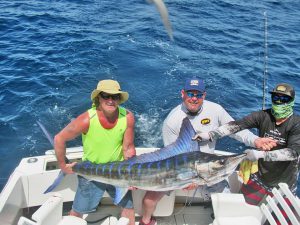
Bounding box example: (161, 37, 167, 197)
(188, 106, 200, 113)
(104, 105, 117, 112)
(187, 108, 200, 115)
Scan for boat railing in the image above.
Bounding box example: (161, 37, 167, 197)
(210, 183, 300, 225)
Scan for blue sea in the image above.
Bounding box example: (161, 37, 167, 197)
(0, 0, 299, 195)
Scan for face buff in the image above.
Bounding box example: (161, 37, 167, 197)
(271, 99, 295, 119)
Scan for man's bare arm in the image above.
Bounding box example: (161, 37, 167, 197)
(54, 112, 89, 173)
(122, 110, 136, 160)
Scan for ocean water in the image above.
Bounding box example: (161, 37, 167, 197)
(0, 0, 299, 195)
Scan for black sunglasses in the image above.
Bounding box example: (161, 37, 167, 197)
(271, 94, 292, 105)
(99, 92, 121, 101)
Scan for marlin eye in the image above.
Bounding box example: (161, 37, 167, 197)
(219, 159, 226, 165)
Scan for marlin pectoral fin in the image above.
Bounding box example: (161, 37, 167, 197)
(113, 187, 129, 205)
(43, 171, 65, 194)
(177, 171, 197, 181)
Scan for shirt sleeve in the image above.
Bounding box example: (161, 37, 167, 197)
(287, 122, 300, 156)
(265, 148, 298, 161)
(234, 111, 262, 130)
(219, 107, 259, 147)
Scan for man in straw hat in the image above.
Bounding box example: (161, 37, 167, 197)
(54, 79, 136, 224)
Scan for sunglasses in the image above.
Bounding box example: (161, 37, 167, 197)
(99, 92, 121, 101)
(271, 94, 292, 105)
(186, 91, 204, 99)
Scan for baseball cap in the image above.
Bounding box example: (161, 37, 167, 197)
(269, 83, 295, 99)
(184, 77, 205, 92)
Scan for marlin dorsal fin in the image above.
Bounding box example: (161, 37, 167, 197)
(170, 117, 199, 153)
(128, 117, 199, 164)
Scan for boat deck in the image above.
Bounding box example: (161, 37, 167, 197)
(20, 195, 214, 225)
(21, 201, 214, 225)
(83, 204, 213, 225)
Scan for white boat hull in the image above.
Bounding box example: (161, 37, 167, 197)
(2, 147, 298, 225)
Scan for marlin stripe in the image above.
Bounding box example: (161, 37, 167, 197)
(174, 156, 177, 169)
(166, 159, 170, 170)
(157, 160, 161, 170)
(118, 162, 126, 177)
(137, 163, 143, 177)
(96, 165, 100, 175)
(102, 164, 106, 175)
(127, 163, 133, 176)
(148, 162, 153, 170)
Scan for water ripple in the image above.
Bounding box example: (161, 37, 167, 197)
(0, 0, 299, 193)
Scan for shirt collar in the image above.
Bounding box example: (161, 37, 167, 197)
(181, 103, 203, 116)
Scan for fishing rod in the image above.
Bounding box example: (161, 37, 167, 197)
(37, 121, 70, 164)
(37, 120, 71, 193)
(262, 11, 268, 110)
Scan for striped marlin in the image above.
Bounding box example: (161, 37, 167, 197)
(45, 118, 246, 203)
(74, 151, 245, 191)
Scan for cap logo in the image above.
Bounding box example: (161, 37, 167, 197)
(276, 85, 286, 92)
(190, 80, 199, 86)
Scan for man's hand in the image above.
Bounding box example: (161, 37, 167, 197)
(244, 149, 266, 162)
(192, 132, 211, 142)
(60, 162, 77, 174)
(254, 137, 277, 151)
(128, 186, 138, 190)
(183, 183, 198, 191)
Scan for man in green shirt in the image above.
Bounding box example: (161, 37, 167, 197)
(54, 79, 136, 225)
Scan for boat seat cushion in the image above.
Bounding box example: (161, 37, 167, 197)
(31, 193, 87, 225)
(211, 193, 262, 219)
(212, 216, 261, 225)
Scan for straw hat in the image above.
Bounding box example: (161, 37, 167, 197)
(91, 80, 129, 104)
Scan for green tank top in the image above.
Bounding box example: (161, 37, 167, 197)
(82, 107, 127, 164)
